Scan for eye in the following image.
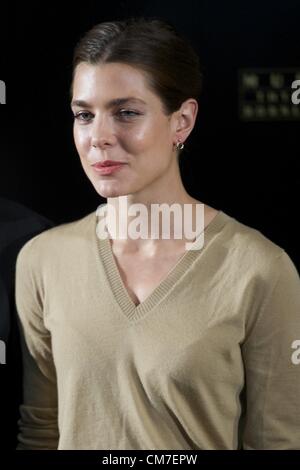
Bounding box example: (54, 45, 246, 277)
(73, 111, 93, 122)
(116, 109, 142, 120)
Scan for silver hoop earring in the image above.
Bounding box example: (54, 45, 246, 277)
(176, 141, 184, 150)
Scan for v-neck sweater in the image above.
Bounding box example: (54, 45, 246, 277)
(15, 209, 300, 449)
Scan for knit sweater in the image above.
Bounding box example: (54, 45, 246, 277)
(15, 209, 300, 450)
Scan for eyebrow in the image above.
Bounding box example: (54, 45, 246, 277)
(70, 97, 147, 108)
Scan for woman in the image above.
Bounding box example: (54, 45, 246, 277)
(15, 18, 300, 450)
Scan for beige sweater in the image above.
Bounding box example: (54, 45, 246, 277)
(15, 209, 300, 450)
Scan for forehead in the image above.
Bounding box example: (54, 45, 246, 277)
(72, 62, 157, 104)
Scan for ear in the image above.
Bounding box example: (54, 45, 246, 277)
(172, 98, 198, 145)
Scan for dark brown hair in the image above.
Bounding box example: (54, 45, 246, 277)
(71, 17, 203, 156)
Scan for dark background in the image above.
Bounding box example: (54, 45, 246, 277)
(0, 0, 299, 270)
(0, 0, 299, 457)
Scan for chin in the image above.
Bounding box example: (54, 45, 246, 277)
(92, 181, 128, 199)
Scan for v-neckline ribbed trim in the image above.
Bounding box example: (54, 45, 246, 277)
(95, 209, 232, 322)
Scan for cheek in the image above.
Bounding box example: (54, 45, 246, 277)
(73, 126, 89, 155)
(120, 118, 168, 154)
(120, 129, 149, 153)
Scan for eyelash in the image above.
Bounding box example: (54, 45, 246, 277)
(73, 109, 142, 122)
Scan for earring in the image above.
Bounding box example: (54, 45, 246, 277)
(175, 140, 184, 150)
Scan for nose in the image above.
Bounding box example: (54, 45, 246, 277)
(90, 114, 116, 148)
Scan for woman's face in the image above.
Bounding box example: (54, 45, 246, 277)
(71, 62, 179, 199)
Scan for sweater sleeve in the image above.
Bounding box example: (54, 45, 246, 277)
(241, 250, 300, 449)
(15, 238, 59, 450)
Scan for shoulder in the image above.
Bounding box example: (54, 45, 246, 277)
(222, 211, 285, 261)
(218, 211, 299, 285)
(219, 212, 300, 339)
(16, 211, 96, 271)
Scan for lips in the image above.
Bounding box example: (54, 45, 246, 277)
(91, 161, 127, 176)
(92, 160, 126, 169)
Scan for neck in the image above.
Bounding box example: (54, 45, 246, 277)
(102, 162, 204, 254)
